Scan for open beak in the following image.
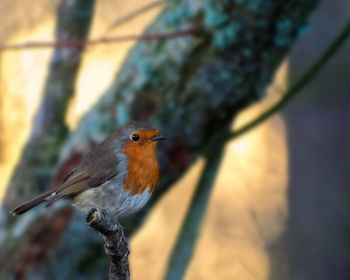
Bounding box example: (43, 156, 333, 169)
(151, 134, 167, 141)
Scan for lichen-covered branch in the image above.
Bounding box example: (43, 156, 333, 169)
(4, 0, 96, 209)
(86, 209, 130, 280)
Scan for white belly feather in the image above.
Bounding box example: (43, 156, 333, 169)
(73, 175, 151, 217)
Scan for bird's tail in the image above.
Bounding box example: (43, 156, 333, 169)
(9, 190, 53, 216)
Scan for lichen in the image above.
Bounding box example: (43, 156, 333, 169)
(213, 22, 241, 50)
(274, 18, 294, 47)
(203, 4, 229, 28)
(247, 0, 271, 13)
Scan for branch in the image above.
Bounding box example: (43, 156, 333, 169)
(86, 209, 130, 280)
(0, 28, 201, 52)
(224, 19, 350, 143)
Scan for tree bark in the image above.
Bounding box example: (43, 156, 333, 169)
(0, 0, 320, 279)
(86, 208, 130, 280)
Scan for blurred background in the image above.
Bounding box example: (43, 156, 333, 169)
(0, 0, 349, 279)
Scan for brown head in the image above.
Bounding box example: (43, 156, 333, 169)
(113, 122, 166, 195)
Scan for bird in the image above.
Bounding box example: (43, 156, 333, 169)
(10, 121, 166, 217)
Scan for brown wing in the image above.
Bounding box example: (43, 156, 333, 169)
(45, 140, 120, 206)
(10, 136, 120, 216)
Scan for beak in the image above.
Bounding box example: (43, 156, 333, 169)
(151, 134, 167, 142)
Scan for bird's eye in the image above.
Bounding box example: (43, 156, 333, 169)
(131, 133, 140, 142)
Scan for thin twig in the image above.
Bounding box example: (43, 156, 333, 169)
(103, 1, 165, 34)
(225, 19, 350, 142)
(86, 208, 130, 280)
(0, 27, 201, 52)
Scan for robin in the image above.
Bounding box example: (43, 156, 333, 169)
(10, 121, 166, 217)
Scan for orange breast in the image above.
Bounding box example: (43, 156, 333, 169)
(122, 141, 159, 195)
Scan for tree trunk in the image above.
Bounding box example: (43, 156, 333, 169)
(0, 0, 319, 279)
